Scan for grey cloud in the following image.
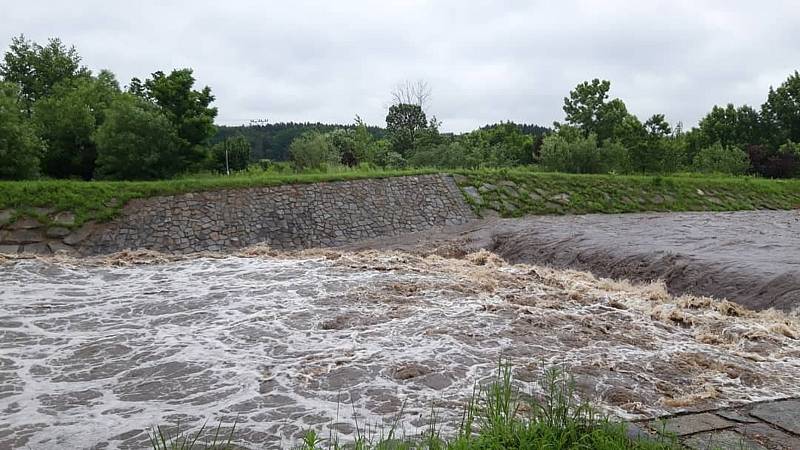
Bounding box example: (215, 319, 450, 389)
(2, 0, 798, 132)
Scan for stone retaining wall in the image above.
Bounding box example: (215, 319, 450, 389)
(7, 174, 470, 255)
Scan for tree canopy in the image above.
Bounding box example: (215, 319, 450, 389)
(0, 35, 89, 116)
(0, 82, 43, 179)
(94, 94, 182, 180)
(130, 69, 218, 168)
(2, 35, 800, 180)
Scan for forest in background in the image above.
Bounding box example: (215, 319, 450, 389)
(212, 122, 549, 162)
(1, 34, 799, 181)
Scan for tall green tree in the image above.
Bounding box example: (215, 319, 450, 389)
(94, 94, 182, 180)
(561, 79, 628, 142)
(695, 104, 763, 150)
(32, 70, 120, 179)
(385, 103, 430, 156)
(0, 82, 43, 179)
(625, 114, 686, 173)
(644, 114, 672, 138)
(130, 69, 218, 167)
(762, 71, 800, 146)
(0, 35, 89, 115)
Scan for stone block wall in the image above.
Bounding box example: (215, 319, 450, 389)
(77, 174, 473, 254)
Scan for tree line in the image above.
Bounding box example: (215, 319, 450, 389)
(213, 121, 387, 162)
(538, 76, 800, 177)
(280, 71, 800, 178)
(0, 35, 246, 180)
(2, 35, 799, 180)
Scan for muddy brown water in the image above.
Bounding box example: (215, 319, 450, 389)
(349, 210, 800, 312)
(1, 244, 799, 449)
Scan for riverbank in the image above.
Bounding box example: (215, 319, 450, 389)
(1, 170, 798, 229)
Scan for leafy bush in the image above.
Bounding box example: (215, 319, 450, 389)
(32, 71, 120, 179)
(748, 142, 800, 178)
(0, 82, 43, 179)
(383, 151, 407, 169)
(693, 142, 749, 175)
(209, 135, 251, 173)
(539, 132, 630, 174)
(94, 94, 182, 180)
(597, 140, 632, 173)
(628, 138, 687, 174)
(288, 131, 340, 170)
(409, 141, 483, 168)
(540, 133, 596, 173)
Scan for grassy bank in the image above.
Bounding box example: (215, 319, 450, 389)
(455, 169, 800, 217)
(149, 366, 679, 450)
(1, 168, 799, 228)
(0, 168, 441, 228)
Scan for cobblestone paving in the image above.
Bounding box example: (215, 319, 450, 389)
(635, 399, 800, 449)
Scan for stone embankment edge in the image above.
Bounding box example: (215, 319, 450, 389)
(0, 174, 475, 256)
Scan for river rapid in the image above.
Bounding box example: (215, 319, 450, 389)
(1, 248, 799, 449)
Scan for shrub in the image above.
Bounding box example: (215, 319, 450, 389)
(628, 138, 687, 174)
(597, 140, 632, 173)
(408, 141, 484, 168)
(257, 159, 272, 170)
(540, 132, 630, 174)
(32, 72, 120, 180)
(210, 135, 251, 173)
(540, 133, 593, 173)
(0, 82, 43, 179)
(693, 142, 749, 175)
(748, 142, 800, 178)
(383, 151, 407, 169)
(288, 131, 340, 171)
(94, 94, 182, 180)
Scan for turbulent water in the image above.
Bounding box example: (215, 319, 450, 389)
(1, 249, 799, 449)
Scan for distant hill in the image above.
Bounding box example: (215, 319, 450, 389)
(479, 122, 551, 136)
(214, 121, 550, 161)
(213, 122, 386, 161)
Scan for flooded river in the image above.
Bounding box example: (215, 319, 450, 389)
(1, 249, 799, 449)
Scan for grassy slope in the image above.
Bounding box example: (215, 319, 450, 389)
(455, 169, 800, 217)
(1, 168, 798, 228)
(0, 169, 441, 227)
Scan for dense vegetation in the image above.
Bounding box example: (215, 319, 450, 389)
(3, 35, 799, 182)
(213, 121, 387, 161)
(3, 168, 798, 228)
(540, 78, 800, 177)
(0, 35, 225, 180)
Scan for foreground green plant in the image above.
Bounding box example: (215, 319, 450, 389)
(148, 419, 236, 450)
(293, 365, 681, 449)
(148, 364, 680, 450)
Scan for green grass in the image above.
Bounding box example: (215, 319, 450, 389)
(454, 169, 800, 217)
(148, 365, 680, 450)
(149, 419, 236, 450)
(0, 168, 441, 228)
(2, 167, 799, 228)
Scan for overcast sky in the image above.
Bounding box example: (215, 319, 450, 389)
(3, 1, 799, 132)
